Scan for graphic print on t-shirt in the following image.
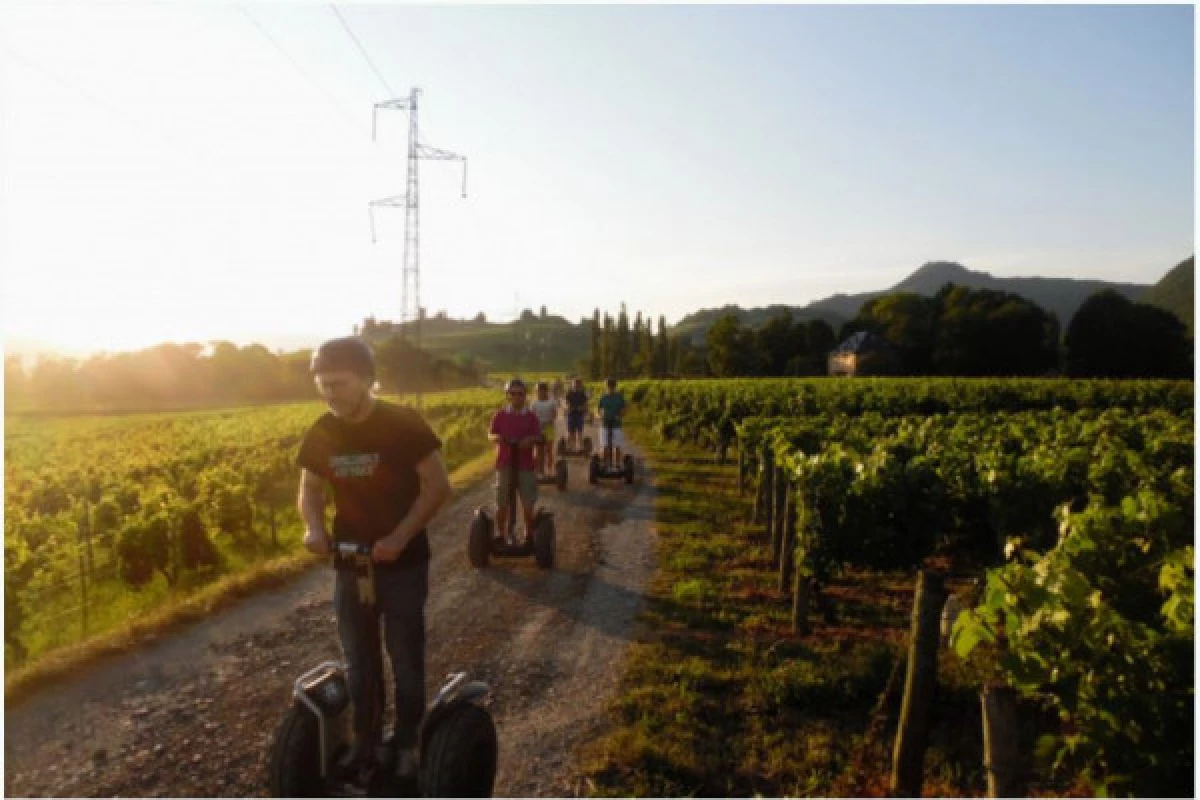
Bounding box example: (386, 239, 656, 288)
(329, 453, 380, 478)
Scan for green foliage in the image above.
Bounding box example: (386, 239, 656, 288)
(117, 516, 168, 588)
(1139, 255, 1193, 334)
(179, 505, 219, 571)
(1066, 289, 1192, 378)
(373, 334, 485, 392)
(844, 292, 937, 374)
(953, 502, 1193, 796)
(705, 314, 762, 377)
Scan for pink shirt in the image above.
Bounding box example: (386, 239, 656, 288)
(490, 407, 541, 471)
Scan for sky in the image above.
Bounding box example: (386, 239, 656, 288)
(0, 1, 1194, 356)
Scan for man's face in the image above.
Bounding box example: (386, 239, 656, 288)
(314, 369, 370, 418)
(573, 380, 583, 390)
(507, 385, 527, 410)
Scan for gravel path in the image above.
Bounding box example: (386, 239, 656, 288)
(4, 440, 656, 798)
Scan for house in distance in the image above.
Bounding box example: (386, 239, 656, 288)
(827, 331, 901, 377)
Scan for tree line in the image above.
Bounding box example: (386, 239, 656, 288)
(582, 305, 840, 380)
(4, 334, 485, 412)
(687, 284, 1191, 379)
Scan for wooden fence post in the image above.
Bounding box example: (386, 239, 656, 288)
(757, 451, 774, 528)
(737, 446, 747, 495)
(890, 570, 946, 797)
(779, 488, 796, 593)
(770, 467, 787, 566)
(792, 574, 811, 635)
(981, 685, 1023, 797)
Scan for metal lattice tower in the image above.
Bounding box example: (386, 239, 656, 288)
(370, 87, 467, 354)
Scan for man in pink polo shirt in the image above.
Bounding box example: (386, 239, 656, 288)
(487, 378, 542, 544)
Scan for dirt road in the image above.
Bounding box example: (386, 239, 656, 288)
(4, 444, 655, 798)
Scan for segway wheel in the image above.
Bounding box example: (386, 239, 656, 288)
(533, 513, 555, 569)
(468, 510, 491, 569)
(583, 436, 593, 456)
(419, 703, 498, 798)
(588, 455, 600, 485)
(555, 459, 568, 491)
(623, 454, 636, 485)
(268, 704, 324, 798)
(556, 437, 566, 458)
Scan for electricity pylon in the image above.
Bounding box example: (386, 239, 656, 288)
(369, 87, 468, 401)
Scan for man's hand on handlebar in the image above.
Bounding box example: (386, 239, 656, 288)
(303, 527, 331, 556)
(371, 534, 404, 564)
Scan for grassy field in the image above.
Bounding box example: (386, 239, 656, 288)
(578, 416, 1004, 797)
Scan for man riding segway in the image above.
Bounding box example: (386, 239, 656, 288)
(558, 377, 593, 458)
(589, 377, 635, 485)
(467, 378, 556, 568)
(294, 337, 452, 791)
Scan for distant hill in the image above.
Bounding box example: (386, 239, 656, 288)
(807, 261, 1149, 329)
(675, 261, 1153, 344)
(671, 305, 847, 344)
(363, 315, 591, 374)
(1139, 256, 1194, 333)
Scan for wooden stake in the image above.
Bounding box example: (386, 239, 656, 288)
(890, 570, 946, 797)
(779, 490, 796, 592)
(792, 574, 811, 635)
(982, 685, 1022, 797)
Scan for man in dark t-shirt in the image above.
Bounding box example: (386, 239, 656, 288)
(296, 337, 452, 784)
(564, 377, 589, 450)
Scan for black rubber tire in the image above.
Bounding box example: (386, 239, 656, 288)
(419, 703, 498, 798)
(555, 460, 568, 491)
(468, 512, 490, 569)
(583, 436, 593, 456)
(623, 454, 635, 485)
(533, 514, 555, 569)
(588, 456, 599, 485)
(267, 704, 325, 798)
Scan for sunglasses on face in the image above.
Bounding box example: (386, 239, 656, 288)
(507, 390, 525, 397)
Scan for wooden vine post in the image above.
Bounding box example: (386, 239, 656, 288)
(792, 572, 811, 635)
(890, 570, 947, 797)
(770, 466, 787, 564)
(779, 487, 797, 593)
(737, 445, 747, 495)
(981, 685, 1023, 797)
(757, 449, 774, 528)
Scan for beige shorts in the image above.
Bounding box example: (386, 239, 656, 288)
(495, 469, 538, 510)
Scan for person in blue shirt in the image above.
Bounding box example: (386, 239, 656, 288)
(595, 377, 627, 465)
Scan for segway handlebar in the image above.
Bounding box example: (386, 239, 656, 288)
(334, 541, 372, 558)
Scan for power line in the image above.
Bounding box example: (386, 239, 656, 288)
(237, 4, 362, 136)
(329, 4, 395, 98)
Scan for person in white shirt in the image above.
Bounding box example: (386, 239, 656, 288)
(530, 381, 559, 473)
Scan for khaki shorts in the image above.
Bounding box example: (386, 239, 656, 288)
(496, 469, 537, 510)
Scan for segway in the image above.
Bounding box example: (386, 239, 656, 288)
(588, 419, 635, 486)
(555, 426, 593, 460)
(536, 433, 569, 491)
(268, 543, 497, 798)
(468, 438, 556, 569)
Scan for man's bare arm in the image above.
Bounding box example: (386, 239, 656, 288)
(298, 469, 331, 554)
